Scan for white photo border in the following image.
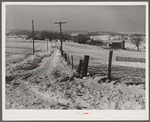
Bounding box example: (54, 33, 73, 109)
(2, 2, 149, 121)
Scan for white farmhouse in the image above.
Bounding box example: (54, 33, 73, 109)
(90, 34, 111, 41)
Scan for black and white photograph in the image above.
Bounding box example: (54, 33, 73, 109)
(2, 2, 149, 120)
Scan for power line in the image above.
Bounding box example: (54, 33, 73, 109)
(60, 6, 115, 21)
(59, 7, 117, 31)
(60, 8, 101, 21)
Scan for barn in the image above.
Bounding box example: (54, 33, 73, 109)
(109, 40, 125, 49)
(103, 40, 125, 49)
(73, 36, 89, 44)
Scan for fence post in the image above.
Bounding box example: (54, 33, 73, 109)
(122, 40, 125, 49)
(47, 39, 48, 51)
(51, 40, 52, 48)
(78, 59, 83, 75)
(108, 51, 113, 80)
(67, 53, 70, 65)
(64, 53, 67, 61)
(62, 50, 64, 57)
(71, 55, 73, 70)
(82, 55, 89, 77)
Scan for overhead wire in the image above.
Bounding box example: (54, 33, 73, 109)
(34, 6, 119, 32)
(60, 6, 117, 31)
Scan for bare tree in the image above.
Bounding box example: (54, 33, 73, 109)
(131, 34, 143, 51)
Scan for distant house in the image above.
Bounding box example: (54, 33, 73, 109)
(73, 35, 89, 44)
(6, 36, 14, 38)
(90, 34, 111, 41)
(6, 34, 18, 38)
(70, 33, 79, 36)
(104, 40, 125, 49)
(35, 33, 44, 40)
(12, 36, 18, 39)
(110, 35, 122, 40)
(21, 35, 28, 39)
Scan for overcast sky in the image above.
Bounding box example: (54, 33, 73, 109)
(6, 5, 146, 33)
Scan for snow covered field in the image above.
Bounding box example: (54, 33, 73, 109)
(63, 41, 145, 68)
(6, 38, 53, 66)
(5, 38, 146, 110)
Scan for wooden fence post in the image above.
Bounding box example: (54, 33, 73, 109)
(108, 51, 113, 80)
(64, 53, 67, 61)
(122, 40, 125, 49)
(78, 59, 83, 75)
(47, 39, 48, 51)
(71, 55, 73, 70)
(67, 53, 70, 65)
(62, 50, 64, 57)
(82, 55, 89, 77)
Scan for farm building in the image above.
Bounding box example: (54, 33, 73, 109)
(73, 35, 89, 44)
(90, 34, 129, 41)
(90, 34, 111, 41)
(104, 40, 125, 49)
(70, 33, 79, 36)
(20, 35, 28, 39)
(11, 36, 19, 39)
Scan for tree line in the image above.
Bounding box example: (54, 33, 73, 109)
(28, 30, 72, 41)
(6, 29, 145, 51)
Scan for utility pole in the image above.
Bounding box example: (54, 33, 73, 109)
(108, 51, 113, 80)
(55, 21, 66, 55)
(32, 20, 35, 55)
(47, 39, 48, 51)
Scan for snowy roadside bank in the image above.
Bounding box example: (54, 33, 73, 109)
(5, 48, 146, 110)
(6, 49, 54, 75)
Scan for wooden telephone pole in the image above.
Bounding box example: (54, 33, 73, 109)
(32, 20, 35, 54)
(108, 51, 113, 80)
(47, 39, 48, 51)
(54, 21, 66, 55)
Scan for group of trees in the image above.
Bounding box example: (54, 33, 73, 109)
(40, 31, 145, 51)
(75, 33, 145, 51)
(130, 34, 145, 51)
(73, 34, 104, 46)
(6, 30, 31, 37)
(27, 30, 73, 41)
(86, 39, 104, 46)
(27, 30, 59, 40)
(87, 33, 145, 51)
(7, 29, 144, 51)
